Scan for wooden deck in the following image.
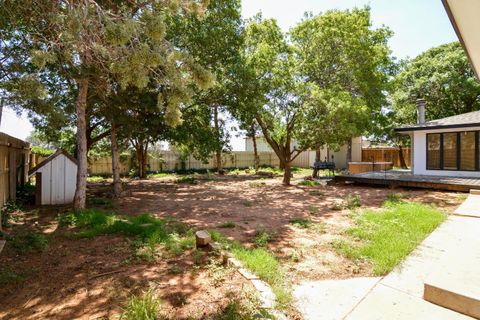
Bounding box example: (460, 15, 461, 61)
(334, 170, 480, 192)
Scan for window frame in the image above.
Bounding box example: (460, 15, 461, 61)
(426, 131, 480, 171)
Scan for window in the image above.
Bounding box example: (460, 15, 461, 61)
(460, 132, 476, 170)
(427, 131, 479, 171)
(443, 133, 457, 170)
(427, 134, 441, 170)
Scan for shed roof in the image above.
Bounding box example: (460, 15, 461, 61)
(29, 149, 77, 177)
(395, 110, 480, 133)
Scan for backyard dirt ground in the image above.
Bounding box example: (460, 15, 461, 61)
(0, 171, 465, 319)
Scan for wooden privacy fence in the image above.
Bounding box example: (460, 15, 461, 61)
(88, 150, 317, 175)
(362, 147, 411, 168)
(0, 133, 30, 227)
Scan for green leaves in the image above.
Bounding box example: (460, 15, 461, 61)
(392, 42, 480, 123)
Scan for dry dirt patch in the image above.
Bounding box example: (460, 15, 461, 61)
(0, 173, 463, 319)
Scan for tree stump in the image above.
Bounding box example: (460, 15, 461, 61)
(195, 230, 211, 248)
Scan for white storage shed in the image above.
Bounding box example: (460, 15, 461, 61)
(29, 149, 78, 205)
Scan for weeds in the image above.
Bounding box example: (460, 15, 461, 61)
(219, 221, 236, 228)
(253, 227, 272, 247)
(308, 205, 318, 215)
(0, 269, 25, 285)
(383, 193, 404, 207)
(59, 209, 195, 260)
(88, 197, 115, 209)
(298, 180, 321, 186)
(1, 200, 22, 227)
(242, 200, 253, 207)
(289, 217, 312, 228)
(120, 289, 161, 320)
(176, 176, 196, 184)
(10, 231, 48, 253)
(86, 176, 107, 183)
(344, 194, 361, 209)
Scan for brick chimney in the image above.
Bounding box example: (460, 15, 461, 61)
(416, 99, 426, 125)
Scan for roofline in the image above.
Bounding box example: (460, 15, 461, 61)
(442, 0, 480, 79)
(395, 122, 480, 133)
(28, 149, 77, 176)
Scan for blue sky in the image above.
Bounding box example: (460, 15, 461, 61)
(2, 0, 458, 150)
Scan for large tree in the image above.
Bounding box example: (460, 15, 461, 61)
(239, 10, 392, 185)
(392, 42, 480, 122)
(174, 0, 244, 172)
(1, 0, 212, 210)
(291, 7, 393, 162)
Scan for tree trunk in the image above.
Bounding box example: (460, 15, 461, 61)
(251, 126, 259, 173)
(398, 145, 408, 169)
(283, 160, 292, 185)
(312, 145, 321, 178)
(111, 124, 122, 197)
(135, 141, 148, 179)
(213, 104, 222, 172)
(346, 139, 352, 163)
(73, 78, 89, 211)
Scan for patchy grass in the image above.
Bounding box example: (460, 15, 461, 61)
(298, 180, 321, 186)
(59, 209, 195, 259)
(344, 194, 361, 210)
(175, 176, 196, 184)
(9, 231, 48, 253)
(148, 172, 175, 179)
(333, 202, 446, 275)
(209, 230, 292, 310)
(120, 290, 161, 320)
(218, 221, 236, 228)
(88, 196, 115, 209)
(87, 176, 108, 183)
(289, 217, 312, 228)
(0, 269, 25, 285)
(242, 200, 253, 207)
(308, 205, 318, 215)
(253, 227, 272, 247)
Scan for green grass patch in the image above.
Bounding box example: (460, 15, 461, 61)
(0, 269, 25, 285)
(253, 228, 272, 247)
(218, 221, 236, 228)
(120, 289, 161, 320)
(334, 202, 446, 275)
(289, 217, 312, 228)
(209, 229, 292, 309)
(88, 196, 115, 209)
(175, 176, 196, 184)
(148, 172, 175, 179)
(86, 176, 108, 183)
(9, 231, 48, 253)
(60, 209, 195, 259)
(298, 180, 321, 186)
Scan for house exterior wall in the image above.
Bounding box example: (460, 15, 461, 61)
(37, 154, 77, 205)
(412, 126, 480, 177)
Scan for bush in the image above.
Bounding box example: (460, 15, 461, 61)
(253, 228, 271, 247)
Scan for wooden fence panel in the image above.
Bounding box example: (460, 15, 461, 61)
(361, 147, 411, 168)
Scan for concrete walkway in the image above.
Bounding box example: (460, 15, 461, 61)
(294, 212, 480, 319)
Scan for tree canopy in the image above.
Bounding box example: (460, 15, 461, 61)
(392, 42, 480, 123)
